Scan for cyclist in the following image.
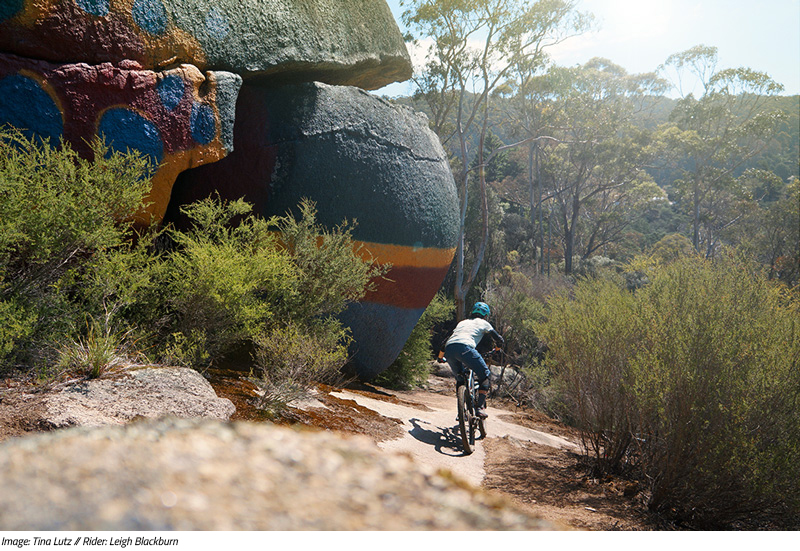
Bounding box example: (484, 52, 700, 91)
(437, 301, 504, 419)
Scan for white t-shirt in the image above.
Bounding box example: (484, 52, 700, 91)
(445, 318, 495, 349)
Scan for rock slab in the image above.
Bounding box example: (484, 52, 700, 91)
(43, 367, 235, 428)
(0, 0, 411, 89)
(0, 418, 555, 530)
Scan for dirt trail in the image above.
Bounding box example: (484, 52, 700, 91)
(332, 383, 576, 487)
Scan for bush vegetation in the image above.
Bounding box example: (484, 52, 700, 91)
(376, 293, 454, 389)
(0, 130, 385, 406)
(538, 254, 800, 527)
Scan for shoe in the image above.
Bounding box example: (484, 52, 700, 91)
(476, 407, 488, 419)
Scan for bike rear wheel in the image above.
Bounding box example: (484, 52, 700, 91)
(456, 385, 473, 455)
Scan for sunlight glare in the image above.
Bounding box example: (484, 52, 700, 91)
(589, 0, 672, 40)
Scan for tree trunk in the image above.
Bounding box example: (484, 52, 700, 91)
(693, 175, 701, 252)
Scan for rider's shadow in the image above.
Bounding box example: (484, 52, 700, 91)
(408, 418, 467, 457)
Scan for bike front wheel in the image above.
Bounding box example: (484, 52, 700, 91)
(456, 385, 473, 455)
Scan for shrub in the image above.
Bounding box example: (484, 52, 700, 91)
(539, 255, 800, 527)
(540, 278, 640, 471)
(376, 293, 454, 389)
(271, 199, 388, 321)
(147, 196, 386, 369)
(0, 132, 386, 405)
(158, 197, 296, 365)
(629, 257, 800, 526)
(484, 263, 551, 366)
(253, 319, 351, 415)
(0, 129, 151, 369)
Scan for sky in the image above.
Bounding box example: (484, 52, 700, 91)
(377, 0, 800, 98)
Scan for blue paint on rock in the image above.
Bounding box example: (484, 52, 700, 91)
(157, 74, 185, 112)
(97, 108, 163, 169)
(205, 7, 230, 40)
(190, 103, 216, 145)
(75, 0, 110, 17)
(0, 0, 24, 22)
(132, 0, 169, 36)
(338, 301, 426, 380)
(0, 73, 63, 145)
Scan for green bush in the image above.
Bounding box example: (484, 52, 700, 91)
(253, 319, 351, 415)
(485, 263, 552, 366)
(0, 128, 151, 369)
(540, 255, 800, 527)
(0, 133, 385, 404)
(540, 278, 640, 470)
(376, 293, 454, 389)
(629, 257, 800, 526)
(272, 200, 388, 322)
(157, 197, 296, 365)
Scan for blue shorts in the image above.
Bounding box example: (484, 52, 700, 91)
(444, 343, 490, 383)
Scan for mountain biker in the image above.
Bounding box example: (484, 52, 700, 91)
(437, 301, 504, 419)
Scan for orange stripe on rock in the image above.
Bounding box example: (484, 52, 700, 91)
(353, 241, 455, 269)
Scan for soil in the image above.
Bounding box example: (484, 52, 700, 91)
(0, 365, 657, 531)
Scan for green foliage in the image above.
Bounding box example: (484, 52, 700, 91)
(56, 319, 134, 379)
(159, 197, 296, 365)
(0, 135, 383, 405)
(539, 255, 800, 527)
(540, 277, 640, 468)
(376, 293, 454, 389)
(272, 199, 388, 321)
(253, 319, 351, 415)
(0, 128, 151, 368)
(484, 260, 549, 366)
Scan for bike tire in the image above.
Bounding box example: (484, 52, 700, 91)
(457, 384, 473, 455)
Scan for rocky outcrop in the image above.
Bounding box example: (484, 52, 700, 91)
(42, 367, 235, 428)
(0, 1, 458, 379)
(167, 81, 459, 378)
(0, 53, 241, 222)
(0, 418, 555, 530)
(0, 0, 410, 90)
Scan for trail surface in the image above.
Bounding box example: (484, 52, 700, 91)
(332, 383, 576, 487)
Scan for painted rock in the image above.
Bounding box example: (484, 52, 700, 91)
(0, 0, 410, 90)
(0, 52, 241, 222)
(0, 1, 456, 379)
(166, 82, 459, 378)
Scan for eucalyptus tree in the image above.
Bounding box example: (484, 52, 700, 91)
(499, 65, 574, 272)
(401, 0, 591, 318)
(658, 44, 785, 256)
(537, 59, 668, 273)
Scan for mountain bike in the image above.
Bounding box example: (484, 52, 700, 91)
(456, 367, 486, 455)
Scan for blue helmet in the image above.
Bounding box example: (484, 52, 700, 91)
(471, 301, 490, 317)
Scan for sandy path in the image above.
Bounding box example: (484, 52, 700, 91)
(331, 388, 577, 487)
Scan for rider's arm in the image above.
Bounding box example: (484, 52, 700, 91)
(489, 329, 504, 347)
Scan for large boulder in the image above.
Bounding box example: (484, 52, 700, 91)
(0, 418, 554, 530)
(166, 81, 459, 378)
(42, 367, 235, 428)
(0, 1, 456, 379)
(0, 0, 410, 90)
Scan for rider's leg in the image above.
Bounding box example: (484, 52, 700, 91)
(444, 343, 466, 386)
(475, 379, 490, 418)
